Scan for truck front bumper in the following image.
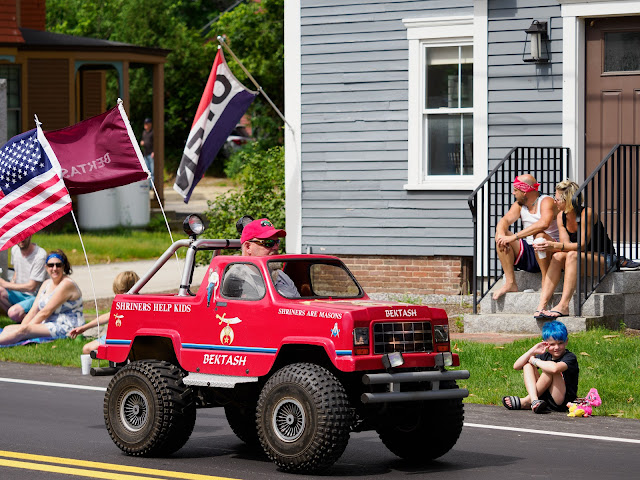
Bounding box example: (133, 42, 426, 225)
(361, 369, 470, 404)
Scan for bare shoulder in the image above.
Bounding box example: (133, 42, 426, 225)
(540, 195, 556, 209)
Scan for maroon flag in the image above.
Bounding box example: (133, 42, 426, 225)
(45, 102, 149, 195)
(0, 125, 72, 250)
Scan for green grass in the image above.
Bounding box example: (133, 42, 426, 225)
(1, 316, 638, 418)
(452, 328, 640, 419)
(30, 228, 187, 266)
(0, 316, 86, 367)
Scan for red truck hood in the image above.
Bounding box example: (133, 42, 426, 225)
(275, 299, 445, 322)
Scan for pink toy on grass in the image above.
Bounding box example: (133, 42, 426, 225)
(566, 388, 601, 417)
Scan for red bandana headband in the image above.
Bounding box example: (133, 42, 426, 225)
(513, 177, 540, 193)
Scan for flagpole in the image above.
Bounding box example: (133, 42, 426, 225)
(216, 36, 292, 131)
(116, 99, 182, 275)
(69, 210, 103, 346)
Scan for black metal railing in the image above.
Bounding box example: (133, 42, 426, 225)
(468, 147, 570, 313)
(573, 144, 640, 315)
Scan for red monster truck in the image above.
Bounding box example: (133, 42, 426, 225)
(96, 215, 470, 474)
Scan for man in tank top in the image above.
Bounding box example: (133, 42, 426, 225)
(493, 174, 559, 300)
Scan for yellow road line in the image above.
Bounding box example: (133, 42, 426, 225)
(0, 451, 241, 480)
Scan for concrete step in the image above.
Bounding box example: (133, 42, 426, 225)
(596, 270, 640, 294)
(481, 291, 625, 317)
(463, 313, 621, 334)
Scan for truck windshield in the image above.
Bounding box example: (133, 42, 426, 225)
(267, 259, 363, 299)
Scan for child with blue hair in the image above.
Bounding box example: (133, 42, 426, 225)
(502, 320, 579, 413)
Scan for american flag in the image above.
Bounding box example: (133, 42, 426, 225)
(0, 126, 72, 251)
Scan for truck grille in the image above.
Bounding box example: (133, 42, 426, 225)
(373, 322, 433, 354)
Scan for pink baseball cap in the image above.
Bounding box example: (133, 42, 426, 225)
(240, 218, 286, 244)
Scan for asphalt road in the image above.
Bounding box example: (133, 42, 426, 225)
(1, 362, 640, 479)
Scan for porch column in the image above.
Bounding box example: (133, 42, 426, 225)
(122, 61, 130, 114)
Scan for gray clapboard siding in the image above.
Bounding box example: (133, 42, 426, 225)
(303, 111, 407, 123)
(300, 0, 474, 257)
(302, 60, 407, 75)
(302, 141, 407, 153)
(305, 207, 471, 219)
(303, 120, 407, 132)
(489, 100, 562, 114)
(303, 71, 409, 84)
(304, 31, 408, 45)
(303, 150, 408, 161)
(303, 81, 409, 93)
(303, 101, 409, 113)
(489, 136, 563, 149)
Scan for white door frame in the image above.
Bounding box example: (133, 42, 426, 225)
(561, 0, 640, 182)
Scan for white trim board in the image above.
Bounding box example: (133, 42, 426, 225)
(284, 0, 302, 253)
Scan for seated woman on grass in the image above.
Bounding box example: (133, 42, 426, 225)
(0, 250, 83, 346)
(69, 271, 139, 354)
(532, 179, 615, 319)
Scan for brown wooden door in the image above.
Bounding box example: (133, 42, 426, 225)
(586, 17, 640, 175)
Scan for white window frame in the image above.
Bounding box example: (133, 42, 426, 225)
(403, 6, 487, 191)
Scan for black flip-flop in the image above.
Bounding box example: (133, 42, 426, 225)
(531, 399, 548, 414)
(540, 310, 568, 319)
(534, 310, 546, 320)
(502, 395, 522, 410)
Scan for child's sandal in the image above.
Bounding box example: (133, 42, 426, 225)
(502, 395, 522, 410)
(531, 399, 548, 414)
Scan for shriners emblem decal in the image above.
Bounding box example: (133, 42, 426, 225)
(330, 322, 340, 338)
(217, 313, 242, 345)
(114, 314, 124, 327)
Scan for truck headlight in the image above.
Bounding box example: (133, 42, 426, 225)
(183, 214, 205, 238)
(434, 325, 449, 343)
(353, 327, 369, 355)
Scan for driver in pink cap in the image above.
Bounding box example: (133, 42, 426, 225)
(239, 218, 299, 297)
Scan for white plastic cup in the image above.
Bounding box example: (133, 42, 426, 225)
(81, 354, 92, 375)
(533, 237, 546, 259)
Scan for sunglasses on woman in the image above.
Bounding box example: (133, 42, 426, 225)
(249, 238, 280, 248)
(46, 262, 63, 268)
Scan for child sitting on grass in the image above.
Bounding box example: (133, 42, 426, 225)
(502, 320, 579, 414)
(69, 271, 139, 355)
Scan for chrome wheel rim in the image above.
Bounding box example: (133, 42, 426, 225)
(120, 390, 149, 432)
(272, 398, 305, 442)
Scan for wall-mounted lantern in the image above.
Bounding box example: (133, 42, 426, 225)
(523, 20, 549, 63)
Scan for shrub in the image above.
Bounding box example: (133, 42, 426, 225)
(203, 144, 284, 250)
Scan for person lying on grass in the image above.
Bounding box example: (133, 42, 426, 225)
(502, 320, 579, 414)
(69, 271, 139, 355)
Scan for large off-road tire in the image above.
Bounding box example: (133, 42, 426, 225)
(225, 402, 259, 446)
(377, 381, 464, 461)
(104, 360, 196, 456)
(256, 363, 352, 473)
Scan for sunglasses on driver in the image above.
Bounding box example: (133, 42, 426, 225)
(249, 238, 280, 248)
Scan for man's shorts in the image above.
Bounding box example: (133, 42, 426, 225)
(539, 390, 571, 412)
(514, 239, 541, 273)
(6, 290, 36, 313)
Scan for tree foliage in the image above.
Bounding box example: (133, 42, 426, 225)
(45, 0, 284, 174)
(202, 144, 285, 249)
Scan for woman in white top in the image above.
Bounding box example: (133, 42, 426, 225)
(0, 250, 83, 346)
